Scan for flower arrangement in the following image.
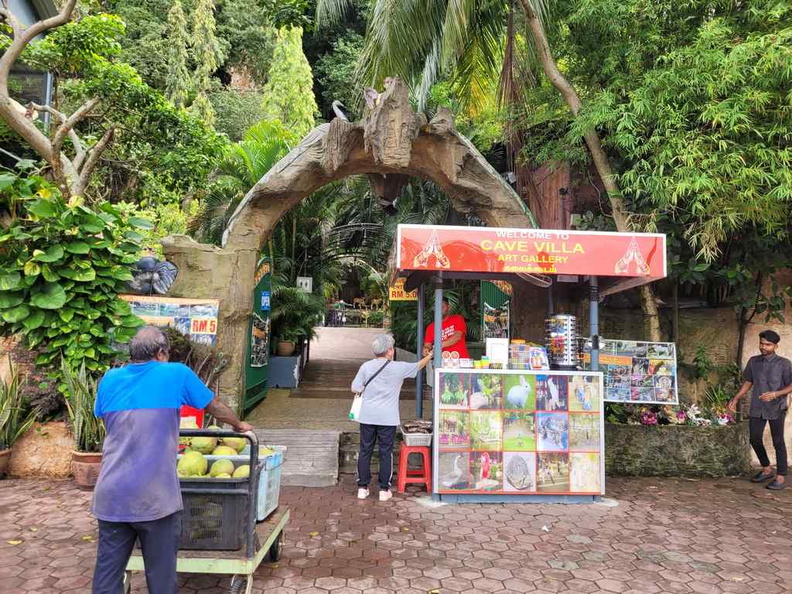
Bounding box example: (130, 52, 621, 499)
(606, 402, 735, 427)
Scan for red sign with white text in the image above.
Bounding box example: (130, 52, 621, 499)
(397, 225, 666, 279)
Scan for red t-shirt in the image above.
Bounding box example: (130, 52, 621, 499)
(425, 314, 470, 359)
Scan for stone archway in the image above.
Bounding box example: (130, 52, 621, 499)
(162, 78, 536, 411)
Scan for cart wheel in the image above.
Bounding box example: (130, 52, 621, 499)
(123, 571, 132, 594)
(229, 575, 253, 594)
(268, 532, 283, 562)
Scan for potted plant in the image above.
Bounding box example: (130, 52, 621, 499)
(0, 358, 35, 478)
(62, 360, 106, 490)
(270, 286, 324, 357)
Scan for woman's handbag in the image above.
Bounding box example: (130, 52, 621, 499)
(349, 360, 391, 421)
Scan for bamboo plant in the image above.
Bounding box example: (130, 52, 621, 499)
(0, 357, 35, 450)
(62, 360, 105, 453)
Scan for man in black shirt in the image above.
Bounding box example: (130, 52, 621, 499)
(729, 330, 792, 490)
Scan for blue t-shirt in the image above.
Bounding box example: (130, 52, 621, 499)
(91, 361, 214, 523)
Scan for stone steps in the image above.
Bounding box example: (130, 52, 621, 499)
(256, 428, 340, 487)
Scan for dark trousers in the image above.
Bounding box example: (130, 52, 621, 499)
(750, 413, 788, 476)
(358, 424, 397, 490)
(92, 511, 181, 594)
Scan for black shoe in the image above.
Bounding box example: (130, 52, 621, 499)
(767, 480, 787, 490)
(751, 471, 775, 483)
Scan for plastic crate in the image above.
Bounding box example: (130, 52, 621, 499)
(178, 458, 262, 551)
(400, 427, 433, 447)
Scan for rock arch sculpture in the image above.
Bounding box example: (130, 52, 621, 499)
(162, 78, 536, 410)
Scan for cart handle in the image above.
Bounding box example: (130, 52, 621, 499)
(179, 429, 259, 557)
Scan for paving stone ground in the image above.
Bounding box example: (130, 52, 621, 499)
(2, 474, 791, 593)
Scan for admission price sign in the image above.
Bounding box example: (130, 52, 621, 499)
(121, 295, 220, 346)
(398, 224, 667, 279)
(435, 369, 605, 496)
(388, 277, 418, 301)
(584, 340, 678, 404)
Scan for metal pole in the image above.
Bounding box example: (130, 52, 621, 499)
(589, 276, 600, 371)
(416, 283, 425, 418)
(547, 282, 554, 316)
(433, 276, 444, 369)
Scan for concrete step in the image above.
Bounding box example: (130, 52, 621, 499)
(256, 428, 340, 487)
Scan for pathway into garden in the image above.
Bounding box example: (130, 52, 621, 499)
(247, 327, 430, 431)
(1, 474, 789, 593)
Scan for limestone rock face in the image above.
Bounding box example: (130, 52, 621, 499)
(163, 77, 537, 412)
(10, 422, 73, 478)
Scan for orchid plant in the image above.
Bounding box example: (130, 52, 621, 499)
(606, 403, 735, 427)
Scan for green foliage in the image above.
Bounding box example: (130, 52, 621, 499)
(269, 285, 325, 350)
(313, 31, 364, 112)
(192, 119, 296, 244)
(190, 0, 223, 125)
(165, 0, 191, 107)
(0, 359, 35, 450)
(209, 89, 267, 141)
(0, 173, 144, 372)
(261, 27, 318, 137)
(61, 360, 105, 453)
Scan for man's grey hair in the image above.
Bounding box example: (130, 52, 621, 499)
(372, 333, 395, 356)
(129, 325, 170, 362)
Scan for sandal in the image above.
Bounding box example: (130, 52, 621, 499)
(751, 471, 775, 483)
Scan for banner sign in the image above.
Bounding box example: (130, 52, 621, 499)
(388, 277, 418, 301)
(397, 224, 667, 279)
(121, 295, 220, 346)
(435, 369, 605, 496)
(583, 340, 678, 404)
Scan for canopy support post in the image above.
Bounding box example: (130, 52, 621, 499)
(589, 276, 600, 371)
(416, 283, 425, 418)
(433, 275, 443, 369)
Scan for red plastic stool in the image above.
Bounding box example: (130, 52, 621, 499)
(397, 445, 432, 493)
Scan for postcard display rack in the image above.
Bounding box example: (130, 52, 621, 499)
(434, 368, 605, 502)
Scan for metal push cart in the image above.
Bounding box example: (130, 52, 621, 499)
(124, 430, 289, 594)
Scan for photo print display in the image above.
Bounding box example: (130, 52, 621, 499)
(504, 452, 537, 492)
(535, 375, 568, 411)
(438, 373, 469, 409)
(435, 370, 603, 495)
(585, 340, 678, 405)
(469, 374, 503, 410)
(438, 452, 471, 490)
(470, 451, 503, 491)
(439, 411, 470, 448)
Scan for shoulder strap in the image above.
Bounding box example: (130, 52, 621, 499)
(362, 360, 391, 392)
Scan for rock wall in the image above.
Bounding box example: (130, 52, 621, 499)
(605, 422, 750, 477)
(9, 421, 73, 478)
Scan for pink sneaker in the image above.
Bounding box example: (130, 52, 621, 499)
(379, 490, 392, 502)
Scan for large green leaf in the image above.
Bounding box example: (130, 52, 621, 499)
(0, 272, 21, 290)
(59, 309, 75, 323)
(22, 310, 45, 330)
(23, 261, 41, 277)
(65, 241, 91, 254)
(0, 291, 24, 308)
(27, 198, 58, 219)
(60, 268, 96, 282)
(128, 217, 154, 230)
(0, 173, 16, 191)
(33, 245, 64, 263)
(1, 304, 30, 323)
(30, 282, 67, 309)
(41, 265, 59, 282)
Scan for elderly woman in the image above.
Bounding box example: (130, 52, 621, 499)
(352, 333, 433, 501)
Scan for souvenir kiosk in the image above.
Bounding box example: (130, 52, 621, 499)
(393, 224, 667, 502)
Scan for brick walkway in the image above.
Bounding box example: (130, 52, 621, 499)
(1, 474, 790, 593)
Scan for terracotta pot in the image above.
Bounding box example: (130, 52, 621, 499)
(0, 448, 11, 478)
(72, 451, 102, 490)
(276, 340, 296, 357)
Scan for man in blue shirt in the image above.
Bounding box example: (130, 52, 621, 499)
(91, 326, 252, 594)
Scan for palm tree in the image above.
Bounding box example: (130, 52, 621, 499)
(190, 119, 296, 244)
(316, 0, 662, 341)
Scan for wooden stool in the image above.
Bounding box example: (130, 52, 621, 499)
(397, 445, 432, 493)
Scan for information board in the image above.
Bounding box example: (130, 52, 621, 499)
(584, 340, 678, 404)
(121, 295, 219, 346)
(434, 369, 604, 496)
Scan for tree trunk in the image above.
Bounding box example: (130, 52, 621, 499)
(519, 0, 662, 341)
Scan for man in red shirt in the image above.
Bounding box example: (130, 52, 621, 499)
(423, 298, 470, 361)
